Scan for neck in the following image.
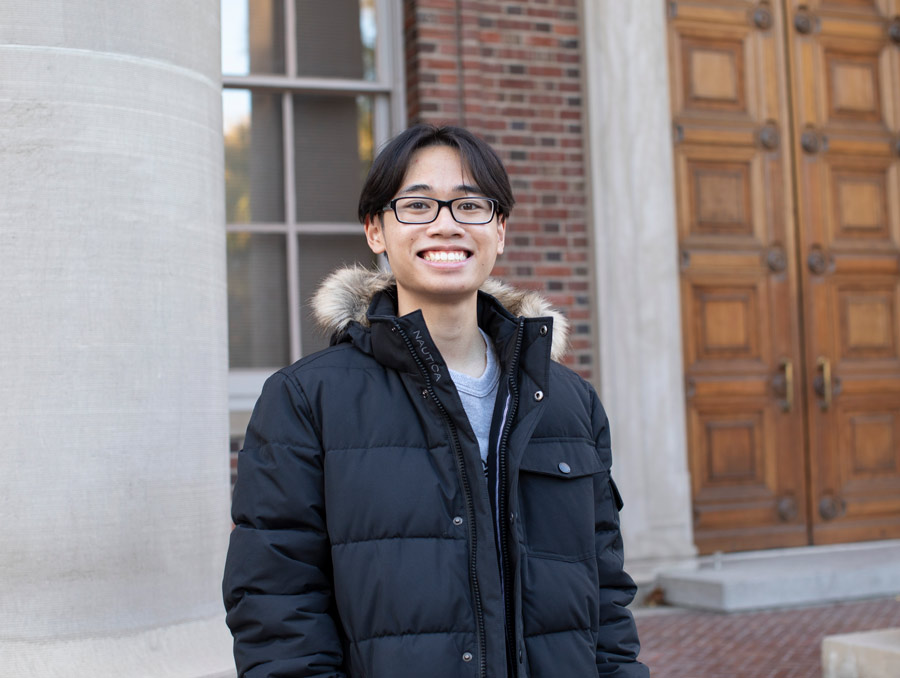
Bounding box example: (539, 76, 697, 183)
(398, 291, 486, 377)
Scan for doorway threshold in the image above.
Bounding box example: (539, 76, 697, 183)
(655, 540, 900, 612)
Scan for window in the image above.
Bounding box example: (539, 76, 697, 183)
(221, 0, 404, 421)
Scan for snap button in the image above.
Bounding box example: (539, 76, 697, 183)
(539, 324, 548, 336)
(533, 390, 544, 401)
(421, 388, 428, 398)
(509, 512, 516, 523)
(558, 462, 571, 474)
(453, 516, 463, 526)
(462, 652, 473, 662)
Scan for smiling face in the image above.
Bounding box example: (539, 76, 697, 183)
(364, 144, 506, 316)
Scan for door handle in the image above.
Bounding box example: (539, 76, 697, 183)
(774, 358, 794, 412)
(782, 359, 793, 412)
(814, 356, 832, 410)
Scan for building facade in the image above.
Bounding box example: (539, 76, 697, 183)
(3, 0, 898, 675)
(221, 0, 698, 579)
(222, 0, 900, 571)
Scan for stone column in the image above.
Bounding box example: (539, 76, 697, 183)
(0, 3, 234, 676)
(581, 0, 697, 575)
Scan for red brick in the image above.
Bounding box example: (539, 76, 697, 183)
(636, 597, 900, 678)
(554, 23, 579, 36)
(405, 0, 594, 379)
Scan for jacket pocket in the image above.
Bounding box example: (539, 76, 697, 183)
(609, 476, 624, 511)
(516, 442, 604, 561)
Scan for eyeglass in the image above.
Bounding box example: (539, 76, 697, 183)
(383, 196, 498, 225)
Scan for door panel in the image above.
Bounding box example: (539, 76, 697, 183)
(669, 0, 809, 553)
(669, 0, 900, 553)
(786, 0, 900, 542)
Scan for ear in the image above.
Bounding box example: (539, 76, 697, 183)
(364, 214, 386, 255)
(496, 216, 507, 255)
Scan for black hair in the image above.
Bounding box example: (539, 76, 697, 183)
(357, 124, 515, 224)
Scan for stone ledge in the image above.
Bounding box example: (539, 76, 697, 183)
(822, 628, 900, 678)
(655, 540, 900, 612)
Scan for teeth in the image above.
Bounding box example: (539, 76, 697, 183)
(423, 251, 467, 263)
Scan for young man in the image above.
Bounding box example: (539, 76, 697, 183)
(223, 125, 648, 678)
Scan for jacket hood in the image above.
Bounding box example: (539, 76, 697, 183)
(312, 265, 571, 361)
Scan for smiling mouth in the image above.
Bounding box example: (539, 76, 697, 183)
(420, 250, 470, 263)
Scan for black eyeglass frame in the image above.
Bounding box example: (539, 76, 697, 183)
(382, 196, 499, 225)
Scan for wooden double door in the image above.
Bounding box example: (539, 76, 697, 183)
(667, 0, 900, 553)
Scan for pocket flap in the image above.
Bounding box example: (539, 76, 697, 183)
(518, 443, 604, 479)
(610, 477, 624, 510)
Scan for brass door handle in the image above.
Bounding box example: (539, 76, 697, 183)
(814, 356, 832, 410)
(773, 359, 794, 412)
(782, 359, 793, 412)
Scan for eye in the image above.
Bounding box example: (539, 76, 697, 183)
(457, 199, 490, 212)
(398, 199, 432, 211)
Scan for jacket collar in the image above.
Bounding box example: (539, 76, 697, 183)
(311, 265, 570, 362)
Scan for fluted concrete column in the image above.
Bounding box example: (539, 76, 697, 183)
(581, 0, 697, 575)
(0, 3, 233, 676)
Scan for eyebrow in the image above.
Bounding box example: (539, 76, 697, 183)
(398, 183, 484, 195)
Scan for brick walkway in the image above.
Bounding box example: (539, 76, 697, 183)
(634, 596, 900, 678)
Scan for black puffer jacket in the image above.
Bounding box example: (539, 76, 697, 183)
(223, 267, 648, 678)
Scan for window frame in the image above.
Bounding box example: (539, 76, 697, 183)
(223, 0, 405, 412)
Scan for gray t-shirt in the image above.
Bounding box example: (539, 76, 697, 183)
(448, 328, 500, 475)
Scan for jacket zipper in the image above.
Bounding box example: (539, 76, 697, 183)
(393, 321, 488, 678)
(496, 319, 524, 675)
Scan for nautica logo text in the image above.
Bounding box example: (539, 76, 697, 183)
(413, 330, 442, 382)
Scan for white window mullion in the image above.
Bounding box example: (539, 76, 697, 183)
(283, 92, 302, 363)
(284, 0, 298, 79)
(381, 0, 406, 132)
(225, 0, 404, 404)
(283, 0, 303, 364)
(374, 94, 391, 151)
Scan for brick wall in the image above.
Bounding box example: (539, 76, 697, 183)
(404, 0, 595, 380)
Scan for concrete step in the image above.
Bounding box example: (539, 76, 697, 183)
(822, 628, 900, 678)
(654, 540, 900, 612)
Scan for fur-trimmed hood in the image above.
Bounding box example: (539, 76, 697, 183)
(312, 265, 570, 361)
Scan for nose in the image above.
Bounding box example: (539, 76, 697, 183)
(426, 204, 465, 236)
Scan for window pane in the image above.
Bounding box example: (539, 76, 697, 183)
(227, 233, 290, 368)
(221, 0, 286, 75)
(295, 0, 377, 80)
(298, 234, 378, 356)
(224, 89, 285, 223)
(294, 94, 374, 223)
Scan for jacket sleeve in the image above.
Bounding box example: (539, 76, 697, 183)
(588, 385, 650, 678)
(223, 370, 347, 678)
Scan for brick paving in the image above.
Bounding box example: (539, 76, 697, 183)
(634, 596, 900, 678)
